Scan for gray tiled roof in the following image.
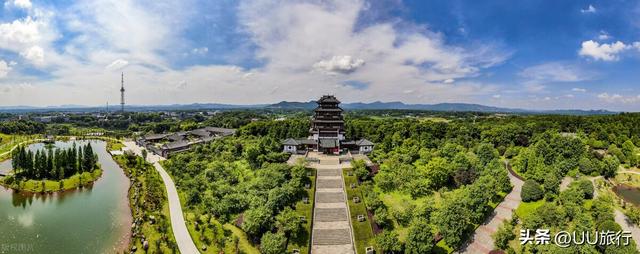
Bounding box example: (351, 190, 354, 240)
(356, 139, 374, 146)
(162, 140, 190, 150)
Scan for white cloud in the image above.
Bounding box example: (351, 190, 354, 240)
(565, 94, 575, 98)
(598, 31, 611, 40)
(579, 40, 630, 61)
(572, 88, 587, 92)
(20, 45, 44, 65)
(0, 60, 11, 78)
(0, 0, 509, 106)
(520, 62, 592, 82)
(597, 93, 640, 103)
(4, 0, 32, 9)
(581, 4, 596, 13)
(492, 94, 501, 99)
(106, 59, 129, 70)
(0, 17, 44, 52)
(313, 55, 365, 74)
(192, 47, 208, 55)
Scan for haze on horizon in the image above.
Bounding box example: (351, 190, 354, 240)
(0, 0, 639, 111)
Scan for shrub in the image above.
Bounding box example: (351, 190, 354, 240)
(574, 180, 594, 199)
(493, 220, 515, 250)
(521, 180, 543, 202)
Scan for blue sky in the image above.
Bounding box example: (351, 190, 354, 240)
(0, 0, 639, 111)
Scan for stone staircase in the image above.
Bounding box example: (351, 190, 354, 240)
(311, 161, 355, 254)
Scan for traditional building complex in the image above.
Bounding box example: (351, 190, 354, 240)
(282, 95, 374, 154)
(137, 127, 236, 157)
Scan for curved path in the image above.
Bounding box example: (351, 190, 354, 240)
(123, 141, 200, 254)
(459, 161, 524, 254)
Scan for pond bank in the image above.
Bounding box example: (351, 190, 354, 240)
(0, 169, 103, 193)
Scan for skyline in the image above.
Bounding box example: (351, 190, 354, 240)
(0, 0, 639, 111)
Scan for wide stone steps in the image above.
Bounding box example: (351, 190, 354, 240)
(315, 208, 349, 222)
(316, 192, 345, 203)
(317, 179, 343, 189)
(312, 229, 352, 245)
(317, 169, 341, 176)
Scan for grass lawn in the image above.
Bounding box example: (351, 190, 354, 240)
(1, 169, 102, 193)
(515, 200, 546, 219)
(0, 134, 39, 161)
(344, 168, 376, 254)
(287, 168, 316, 254)
(107, 139, 124, 151)
(184, 212, 260, 254)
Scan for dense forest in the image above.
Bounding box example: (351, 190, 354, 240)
(11, 143, 98, 180)
(3, 110, 640, 253)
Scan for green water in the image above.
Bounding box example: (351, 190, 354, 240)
(613, 184, 640, 206)
(0, 140, 131, 254)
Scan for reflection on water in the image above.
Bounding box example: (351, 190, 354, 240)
(0, 140, 131, 254)
(613, 184, 640, 206)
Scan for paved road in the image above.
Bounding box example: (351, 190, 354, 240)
(459, 161, 524, 254)
(123, 141, 200, 254)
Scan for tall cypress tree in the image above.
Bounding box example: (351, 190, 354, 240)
(84, 144, 95, 171)
(78, 146, 84, 173)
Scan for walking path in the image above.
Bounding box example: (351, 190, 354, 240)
(459, 161, 524, 254)
(306, 154, 356, 254)
(123, 141, 200, 254)
(614, 209, 640, 251)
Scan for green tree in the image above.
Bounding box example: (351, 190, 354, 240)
(242, 206, 273, 237)
(275, 207, 303, 239)
(493, 220, 515, 250)
(404, 219, 434, 254)
(375, 230, 402, 254)
(602, 156, 620, 178)
(521, 180, 544, 202)
(259, 232, 286, 254)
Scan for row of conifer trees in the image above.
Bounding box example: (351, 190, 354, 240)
(11, 143, 98, 180)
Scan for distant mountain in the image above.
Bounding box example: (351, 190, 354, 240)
(0, 101, 617, 115)
(266, 100, 616, 115)
(267, 101, 317, 109)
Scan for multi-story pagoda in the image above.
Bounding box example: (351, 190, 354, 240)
(310, 95, 345, 153)
(282, 95, 374, 155)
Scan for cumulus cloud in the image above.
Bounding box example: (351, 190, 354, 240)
(0, 60, 11, 78)
(581, 4, 596, 13)
(597, 93, 640, 103)
(106, 59, 129, 70)
(4, 0, 32, 9)
(20, 45, 44, 65)
(0, 0, 509, 106)
(579, 40, 630, 61)
(0, 17, 44, 52)
(572, 88, 587, 92)
(313, 55, 365, 74)
(520, 62, 593, 82)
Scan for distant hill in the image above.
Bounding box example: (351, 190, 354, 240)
(266, 100, 615, 115)
(0, 101, 616, 115)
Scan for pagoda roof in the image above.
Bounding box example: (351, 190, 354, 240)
(314, 107, 343, 112)
(317, 95, 340, 104)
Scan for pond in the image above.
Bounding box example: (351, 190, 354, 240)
(0, 140, 131, 253)
(613, 184, 640, 206)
